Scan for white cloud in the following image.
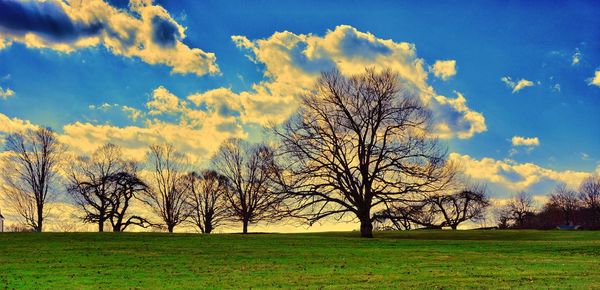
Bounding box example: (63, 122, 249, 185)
(60, 86, 246, 163)
(89, 103, 144, 121)
(0, 87, 15, 100)
(589, 70, 600, 87)
(501, 77, 535, 93)
(146, 86, 185, 115)
(430, 60, 457, 80)
(449, 153, 594, 194)
(0, 0, 219, 76)
(219, 25, 486, 138)
(0, 113, 38, 135)
(572, 49, 582, 65)
(511, 136, 540, 147)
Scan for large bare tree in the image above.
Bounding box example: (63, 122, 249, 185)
(183, 170, 229, 234)
(212, 138, 285, 234)
(142, 144, 190, 232)
(274, 69, 455, 237)
(66, 143, 125, 232)
(1, 128, 64, 232)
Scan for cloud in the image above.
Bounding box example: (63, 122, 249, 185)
(60, 86, 246, 163)
(432, 92, 487, 139)
(589, 70, 600, 87)
(572, 49, 582, 65)
(449, 153, 594, 195)
(0, 113, 37, 134)
(511, 136, 540, 147)
(430, 60, 457, 80)
(89, 102, 144, 121)
(0, 0, 219, 76)
(0, 86, 15, 100)
(146, 86, 185, 115)
(501, 76, 535, 93)
(221, 25, 486, 138)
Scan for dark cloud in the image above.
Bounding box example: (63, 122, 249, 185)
(289, 42, 336, 73)
(151, 15, 181, 48)
(338, 29, 392, 59)
(0, 0, 102, 42)
(498, 167, 524, 183)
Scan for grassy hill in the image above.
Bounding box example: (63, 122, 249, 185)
(1, 230, 599, 289)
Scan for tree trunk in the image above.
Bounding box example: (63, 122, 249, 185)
(98, 219, 104, 232)
(36, 206, 43, 232)
(167, 224, 175, 233)
(451, 224, 458, 230)
(360, 218, 373, 238)
(242, 219, 249, 234)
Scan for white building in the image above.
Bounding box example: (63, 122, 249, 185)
(0, 211, 4, 232)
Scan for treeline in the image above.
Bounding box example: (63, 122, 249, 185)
(0, 68, 597, 237)
(496, 178, 600, 230)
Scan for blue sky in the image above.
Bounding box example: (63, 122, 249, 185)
(1, 0, 599, 201)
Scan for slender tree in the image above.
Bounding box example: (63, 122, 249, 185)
(274, 69, 455, 237)
(1, 128, 64, 232)
(212, 138, 284, 234)
(183, 170, 229, 234)
(142, 144, 190, 233)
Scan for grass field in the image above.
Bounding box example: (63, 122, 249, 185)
(0, 230, 599, 289)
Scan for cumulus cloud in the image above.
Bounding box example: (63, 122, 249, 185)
(449, 153, 594, 195)
(89, 102, 144, 121)
(60, 86, 246, 163)
(0, 0, 219, 76)
(501, 76, 535, 93)
(430, 60, 457, 80)
(0, 113, 39, 148)
(589, 70, 600, 87)
(432, 92, 487, 139)
(511, 136, 540, 147)
(217, 25, 485, 138)
(0, 86, 14, 99)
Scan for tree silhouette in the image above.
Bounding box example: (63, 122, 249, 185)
(212, 138, 285, 234)
(183, 170, 229, 234)
(2, 128, 65, 232)
(275, 69, 454, 237)
(66, 143, 125, 232)
(141, 144, 190, 233)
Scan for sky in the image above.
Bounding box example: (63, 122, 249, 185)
(1, 0, 600, 230)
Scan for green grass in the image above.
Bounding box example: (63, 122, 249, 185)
(1, 230, 599, 289)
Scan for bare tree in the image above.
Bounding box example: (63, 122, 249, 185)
(212, 138, 284, 234)
(274, 69, 455, 237)
(579, 176, 600, 219)
(1, 128, 64, 232)
(504, 191, 536, 228)
(66, 143, 125, 232)
(547, 185, 580, 225)
(183, 170, 229, 234)
(107, 163, 151, 232)
(418, 186, 490, 229)
(142, 144, 190, 233)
